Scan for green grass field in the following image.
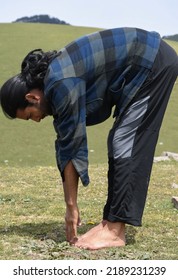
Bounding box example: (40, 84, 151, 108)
(0, 23, 178, 260)
(0, 162, 178, 260)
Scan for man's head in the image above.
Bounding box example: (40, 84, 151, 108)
(0, 48, 57, 121)
(0, 74, 51, 122)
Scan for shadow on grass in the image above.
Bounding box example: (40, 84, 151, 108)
(0, 222, 137, 245)
(0, 222, 99, 242)
(0, 222, 65, 242)
(126, 226, 137, 245)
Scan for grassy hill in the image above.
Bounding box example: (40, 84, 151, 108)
(0, 23, 102, 167)
(0, 23, 178, 167)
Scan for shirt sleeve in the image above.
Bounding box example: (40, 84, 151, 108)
(49, 78, 89, 186)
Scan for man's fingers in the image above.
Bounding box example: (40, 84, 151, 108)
(66, 222, 77, 242)
(70, 236, 78, 245)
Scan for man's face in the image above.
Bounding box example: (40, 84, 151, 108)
(16, 89, 50, 122)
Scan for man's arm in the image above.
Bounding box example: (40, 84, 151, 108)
(51, 79, 89, 187)
(63, 160, 80, 243)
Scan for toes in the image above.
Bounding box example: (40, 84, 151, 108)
(74, 240, 87, 249)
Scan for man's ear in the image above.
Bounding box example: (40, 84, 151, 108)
(25, 93, 40, 104)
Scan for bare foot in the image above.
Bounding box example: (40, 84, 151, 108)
(75, 221, 126, 250)
(77, 220, 107, 241)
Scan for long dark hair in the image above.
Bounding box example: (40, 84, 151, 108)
(0, 49, 57, 118)
(0, 74, 29, 119)
(21, 49, 57, 89)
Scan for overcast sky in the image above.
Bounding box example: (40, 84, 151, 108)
(0, 0, 177, 36)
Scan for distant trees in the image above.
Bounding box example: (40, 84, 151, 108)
(13, 14, 70, 25)
(162, 34, 178, 42)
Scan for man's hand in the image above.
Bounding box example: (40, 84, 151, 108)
(65, 204, 81, 243)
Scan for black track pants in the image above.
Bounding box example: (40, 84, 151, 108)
(103, 40, 178, 226)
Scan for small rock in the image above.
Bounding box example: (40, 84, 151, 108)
(162, 152, 178, 161)
(172, 197, 178, 210)
(154, 156, 170, 163)
(172, 183, 178, 189)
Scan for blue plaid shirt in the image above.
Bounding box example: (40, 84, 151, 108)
(44, 27, 160, 186)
